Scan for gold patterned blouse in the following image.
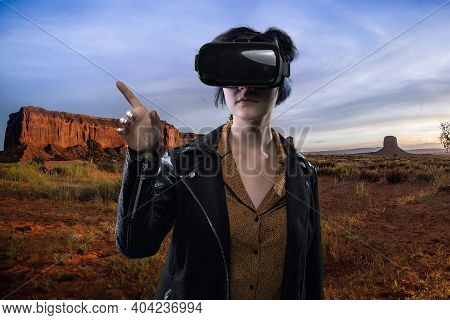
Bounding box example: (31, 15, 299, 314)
(217, 118, 288, 299)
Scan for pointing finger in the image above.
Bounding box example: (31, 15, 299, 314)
(116, 81, 145, 109)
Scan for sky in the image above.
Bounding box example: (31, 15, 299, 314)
(0, 0, 449, 152)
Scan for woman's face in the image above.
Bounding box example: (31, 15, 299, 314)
(223, 86, 279, 120)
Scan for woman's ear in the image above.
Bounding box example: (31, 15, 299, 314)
(274, 86, 281, 107)
(275, 85, 280, 98)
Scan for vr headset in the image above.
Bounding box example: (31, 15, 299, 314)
(194, 31, 290, 88)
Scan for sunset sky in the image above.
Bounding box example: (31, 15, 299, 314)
(0, 0, 449, 152)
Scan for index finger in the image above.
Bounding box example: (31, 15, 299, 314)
(116, 81, 145, 109)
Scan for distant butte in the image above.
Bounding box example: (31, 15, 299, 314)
(375, 136, 410, 156)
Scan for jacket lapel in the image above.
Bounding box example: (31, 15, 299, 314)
(171, 124, 232, 270)
(279, 134, 311, 299)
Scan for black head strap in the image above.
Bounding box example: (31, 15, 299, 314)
(231, 32, 279, 47)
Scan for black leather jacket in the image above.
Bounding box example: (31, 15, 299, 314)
(115, 123, 324, 300)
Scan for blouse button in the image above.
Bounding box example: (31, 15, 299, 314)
(249, 284, 254, 290)
(254, 217, 259, 222)
(253, 249, 258, 255)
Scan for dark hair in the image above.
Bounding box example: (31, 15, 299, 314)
(211, 26, 299, 108)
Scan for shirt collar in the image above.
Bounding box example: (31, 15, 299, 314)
(217, 118, 287, 200)
(217, 118, 287, 162)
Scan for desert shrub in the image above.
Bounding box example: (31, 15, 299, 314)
(386, 168, 409, 184)
(95, 179, 122, 201)
(316, 160, 336, 168)
(334, 163, 359, 180)
(27, 179, 73, 200)
(31, 155, 45, 166)
(415, 172, 434, 182)
(415, 165, 444, 183)
(356, 181, 369, 198)
(385, 162, 398, 169)
(359, 160, 371, 166)
(397, 160, 412, 168)
(359, 169, 382, 183)
(96, 161, 123, 173)
(377, 163, 388, 169)
(321, 218, 360, 265)
(0, 163, 43, 182)
(78, 179, 122, 202)
(52, 166, 69, 176)
(2, 231, 23, 259)
(317, 166, 336, 176)
(86, 139, 104, 163)
(377, 160, 403, 169)
(51, 162, 97, 179)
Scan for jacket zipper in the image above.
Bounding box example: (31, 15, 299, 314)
(131, 161, 147, 220)
(180, 173, 230, 300)
(128, 161, 147, 255)
(302, 245, 307, 299)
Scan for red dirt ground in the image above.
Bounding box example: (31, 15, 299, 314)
(0, 176, 448, 299)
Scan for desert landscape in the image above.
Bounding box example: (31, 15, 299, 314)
(0, 107, 448, 299)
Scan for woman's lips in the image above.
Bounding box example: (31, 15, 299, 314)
(237, 98, 258, 103)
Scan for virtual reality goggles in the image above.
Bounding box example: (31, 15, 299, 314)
(194, 32, 291, 88)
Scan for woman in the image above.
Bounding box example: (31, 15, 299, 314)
(115, 26, 324, 300)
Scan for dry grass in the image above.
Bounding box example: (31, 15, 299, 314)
(308, 154, 448, 184)
(0, 155, 448, 299)
(0, 231, 24, 259)
(0, 161, 122, 204)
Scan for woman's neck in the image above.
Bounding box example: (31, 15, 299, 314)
(230, 113, 274, 158)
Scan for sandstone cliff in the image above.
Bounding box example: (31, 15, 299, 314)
(0, 106, 197, 162)
(4, 106, 124, 150)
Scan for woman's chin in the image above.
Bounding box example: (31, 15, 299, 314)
(234, 111, 265, 121)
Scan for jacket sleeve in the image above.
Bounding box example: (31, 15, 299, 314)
(115, 146, 177, 259)
(304, 165, 325, 299)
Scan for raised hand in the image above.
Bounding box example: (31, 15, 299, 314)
(116, 81, 163, 153)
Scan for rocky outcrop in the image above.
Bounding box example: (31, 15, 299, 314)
(179, 132, 204, 146)
(161, 121, 182, 149)
(0, 106, 198, 163)
(4, 106, 124, 150)
(375, 136, 409, 156)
